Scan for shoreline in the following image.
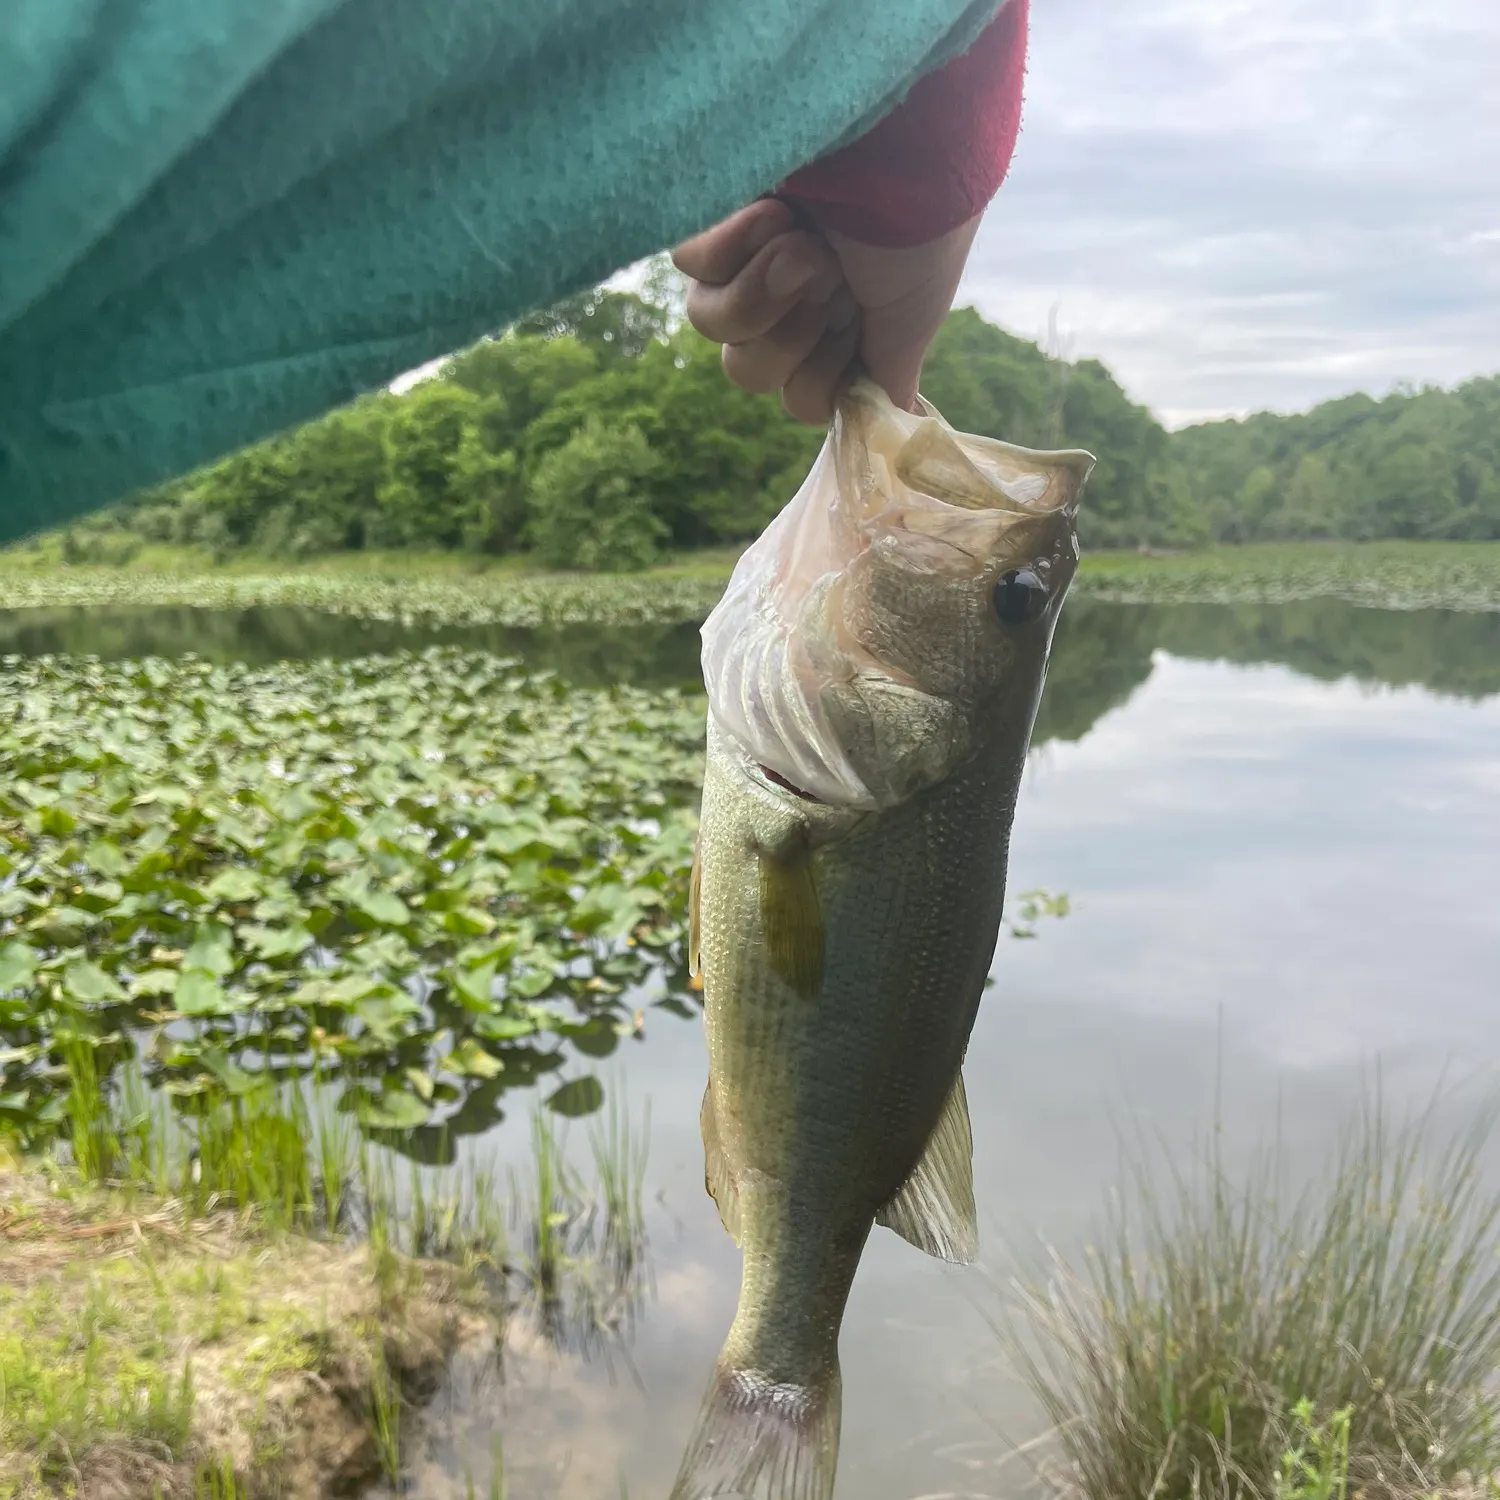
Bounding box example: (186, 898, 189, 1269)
(1, 541, 1499, 620)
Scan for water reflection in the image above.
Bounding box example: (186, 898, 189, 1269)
(0, 604, 705, 687)
(3, 597, 1498, 737)
(1033, 598, 1500, 747)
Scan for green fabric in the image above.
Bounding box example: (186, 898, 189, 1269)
(0, 0, 999, 545)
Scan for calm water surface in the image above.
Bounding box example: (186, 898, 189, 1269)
(9, 597, 1500, 1498)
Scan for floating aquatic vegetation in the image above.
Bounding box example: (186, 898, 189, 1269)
(2, 544, 1498, 629)
(0, 648, 704, 1154)
(0, 569, 727, 629)
(1076, 542, 1500, 612)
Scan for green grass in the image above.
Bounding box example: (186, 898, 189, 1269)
(0, 1172, 450, 1500)
(1005, 1089, 1500, 1500)
(590, 1086, 651, 1276)
(0, 561, 729, 627)
(0, 1275, 196, 1486)
(463, 1436, 508, 1500)
(50, 1048, 359, 1238)
(366, 1336, 401, 1483)
(189, 1456, 244, 1499)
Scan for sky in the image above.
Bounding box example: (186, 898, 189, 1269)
(965, 0, 1500, 427)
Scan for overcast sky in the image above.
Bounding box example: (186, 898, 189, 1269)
(961, 0, 1500, 427)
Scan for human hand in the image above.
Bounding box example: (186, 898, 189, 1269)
(672, 198, 981, 425)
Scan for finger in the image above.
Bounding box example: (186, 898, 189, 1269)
(672, 199, 795, 284)
(685, 230, 842, 346)
(861, 338, 925, 415)
(857, 307, 934, 414)
(781, 315, 864, 427)
(721, 289, 856, 396)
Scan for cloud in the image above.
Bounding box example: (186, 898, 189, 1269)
(963, 0, 1500, 426)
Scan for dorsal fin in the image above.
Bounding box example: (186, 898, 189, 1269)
(876, 1070, 977, 1264)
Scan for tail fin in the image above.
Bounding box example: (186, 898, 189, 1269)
(669, 1360, 841, 1500)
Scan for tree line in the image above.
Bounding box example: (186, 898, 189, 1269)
(68, 266, 1500, 568)
(1173, 378, 1500, 543)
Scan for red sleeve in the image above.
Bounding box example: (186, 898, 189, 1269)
(778, 0, 1029, 249)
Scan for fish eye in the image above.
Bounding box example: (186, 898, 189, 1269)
(992, 567, 1048, 626)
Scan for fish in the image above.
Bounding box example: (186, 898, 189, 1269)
(670, 378, 1094, 1500)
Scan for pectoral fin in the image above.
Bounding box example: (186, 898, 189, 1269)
(757, 842, 823, 1000)
(700, 1085, 741, 1244)
(876, 1070, 978, 1264)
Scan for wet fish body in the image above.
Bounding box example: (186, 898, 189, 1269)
(672, 382, 1093, 1500)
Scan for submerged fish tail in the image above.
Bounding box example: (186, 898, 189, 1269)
(669, 1358, 841, 1500)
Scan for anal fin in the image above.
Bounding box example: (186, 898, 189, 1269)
(876, 1070, 978, 1264)
(700, 1084, 741, 1244)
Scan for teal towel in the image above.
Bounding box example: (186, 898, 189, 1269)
(0, 0, 999, 546)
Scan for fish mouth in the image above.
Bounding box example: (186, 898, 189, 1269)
(843, 384, 1093, 574)
(701, 380, 1094, 810)
(851, 383, 1093, 512)
(758, 764, 824, 803)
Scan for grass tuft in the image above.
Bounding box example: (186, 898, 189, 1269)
(1004, 1087, 1500, 1500)
(590, 1086, 650, 1280)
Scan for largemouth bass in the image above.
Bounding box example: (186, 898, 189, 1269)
(671, 379, 1093, 1500)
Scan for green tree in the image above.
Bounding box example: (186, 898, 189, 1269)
(273, 395, 390, 551)
(371, 382, 515, 550)
(520, 327, 822, 548)
(1234, 465, 1280, 541)
(442, 331, 598, 432)
(88, 274, 1500, 558)
(1282, 453, 1340, 538)
(526, 418, 666, 571)
(923, 310, 1206, 549)
(921, 307, 1054, 442)
(1172, 375, 1500, 543)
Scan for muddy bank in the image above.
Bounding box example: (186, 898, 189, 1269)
(0, 1170, 495, 1499)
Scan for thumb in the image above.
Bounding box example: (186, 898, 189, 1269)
(858, 317, 930, 414)
(822, 214, 983, 413)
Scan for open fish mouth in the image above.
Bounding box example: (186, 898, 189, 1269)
(701, 379, 1094, 811)
(759, 763, 824, 803)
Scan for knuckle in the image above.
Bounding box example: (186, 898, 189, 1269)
(717, 284, 775, 344)
(685, 285, 730, 343)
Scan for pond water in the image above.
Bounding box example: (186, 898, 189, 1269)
(0, 603, 707, 688)
(7, 595, 1500, 1498)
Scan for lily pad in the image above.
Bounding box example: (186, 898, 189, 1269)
(353, 1087, 431, 1131)
(0, 645, 706, 1150)
(63, 958, 126, 1006)
(545, 1076, 604, 1119)
(0, 942, 36, 991)
(174, 971, 234, 1017)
